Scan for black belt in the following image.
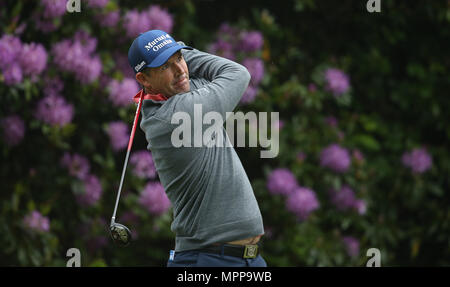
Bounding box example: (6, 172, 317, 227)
(197, 244, 260, 259)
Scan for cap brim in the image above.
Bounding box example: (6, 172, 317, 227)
(146, 45, 193, 68)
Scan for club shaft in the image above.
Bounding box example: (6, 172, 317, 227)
(111, 94, 144, 225)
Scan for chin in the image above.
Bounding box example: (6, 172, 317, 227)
(177, 85, 190, 94)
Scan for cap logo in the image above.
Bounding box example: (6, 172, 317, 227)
(144, 34, 172, 51)
(134, 60, 146, 72)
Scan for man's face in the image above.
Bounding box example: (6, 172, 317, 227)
(136, 51, 190, 97)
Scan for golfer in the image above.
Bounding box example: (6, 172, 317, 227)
(128, 30, 265, 267)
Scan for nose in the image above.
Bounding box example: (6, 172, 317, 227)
(173, 61, 184, 76)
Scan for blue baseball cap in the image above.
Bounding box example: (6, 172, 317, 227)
(128, 30, 192, 74)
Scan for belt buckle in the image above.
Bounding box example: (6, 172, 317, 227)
(243, 244, 258, 259)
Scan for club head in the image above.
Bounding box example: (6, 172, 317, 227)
(110, 223, 132, 246)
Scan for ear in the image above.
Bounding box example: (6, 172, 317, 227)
(136, 72, 150, 88)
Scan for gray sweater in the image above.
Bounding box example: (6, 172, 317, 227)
(139, 46, 264, 252)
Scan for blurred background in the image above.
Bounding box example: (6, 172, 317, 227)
(0, 0, 449, 267)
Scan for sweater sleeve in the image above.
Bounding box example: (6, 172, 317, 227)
(177, 46, 251, 120)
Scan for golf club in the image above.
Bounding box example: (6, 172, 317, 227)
(110, 91, 144, 246)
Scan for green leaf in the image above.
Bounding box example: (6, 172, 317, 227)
(11, 1, 23, 19)
(12, 192, 20, 212)
(351, 134, 380, 151)
(406, 63, 426, 80)
(71, 181, 85, 196)
(428, 185, 443, 197)
(40, 203, 52, 216)
(360, 116, 378, 132)
(61, 123, 77, 138)
(92, 154, 104, 166)
(335, 92, 352, 107)
(29, 248, 43, 266)
(27, 200, 36, 212)
(17, 248, 27, 265)
(331, 177, 342, 190)
(88, 259, 108, 267)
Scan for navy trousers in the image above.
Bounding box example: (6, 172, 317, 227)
(167, 248, 267, 267)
